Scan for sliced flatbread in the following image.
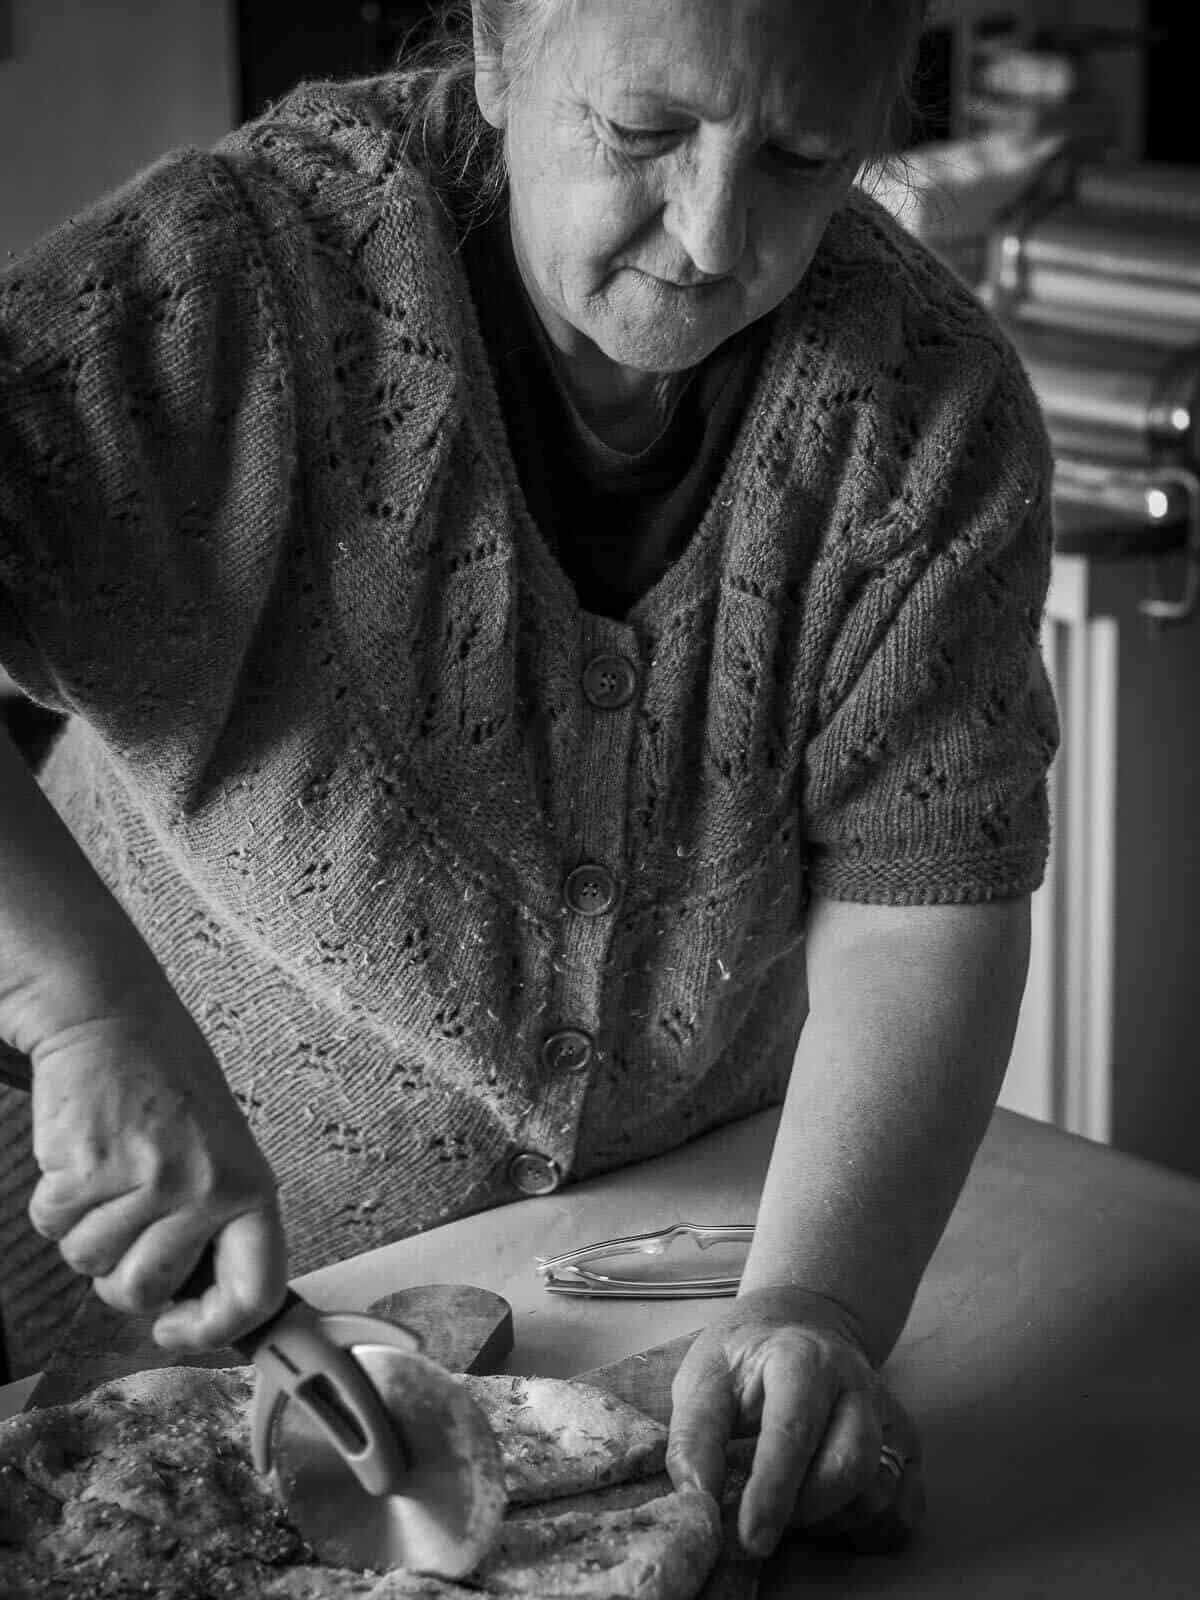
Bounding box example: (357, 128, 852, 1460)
(459, 1374, 668, 1504)
(480, 1487, 721, 1599)
(0, 1366, 721, 1600)
(0, 1367, 326, 1599)
(340, 1491, 722, 1600)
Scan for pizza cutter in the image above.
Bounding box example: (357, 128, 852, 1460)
(176, 1256, 507, 1576)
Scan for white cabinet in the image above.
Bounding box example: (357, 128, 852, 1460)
(1002, 556, 1119, 1137)
(1001, 550, 1200, 1181)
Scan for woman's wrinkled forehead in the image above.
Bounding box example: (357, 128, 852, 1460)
(536, 0, 915, 144)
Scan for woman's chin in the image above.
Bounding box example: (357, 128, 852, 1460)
(592, 316, 737, 376)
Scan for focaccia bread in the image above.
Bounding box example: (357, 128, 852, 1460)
(0, 1365, 723, 1600)
(460, 1375, 669, 1504)
(481, 1488, 720, 1598)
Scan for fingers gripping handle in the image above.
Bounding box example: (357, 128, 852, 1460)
(178, 1250, 413, 1496)
(174, 1247, 302, 1365)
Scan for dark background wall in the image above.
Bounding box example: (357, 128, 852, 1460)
(235, 1, 1189, 163)
(1145, 0, 1196, 163)
(236, 0, 441, 120)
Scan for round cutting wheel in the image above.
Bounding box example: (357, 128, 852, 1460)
(272, 1345, 506, 1577)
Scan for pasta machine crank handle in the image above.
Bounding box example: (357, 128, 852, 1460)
(1139, 468, 1200, 628)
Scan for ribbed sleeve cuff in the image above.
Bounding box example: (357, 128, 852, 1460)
(807, 840, 1049, 906)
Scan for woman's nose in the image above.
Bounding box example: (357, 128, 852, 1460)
(664, 146, 748, 279)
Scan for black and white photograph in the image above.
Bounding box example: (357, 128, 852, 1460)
(0, 2, 1196, 1595)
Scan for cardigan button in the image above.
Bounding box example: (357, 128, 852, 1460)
(582, 652, 637, 710)
(563, 864, 618, 917)
(507, 1151, 562, 1196)
(541, 1027, 595, 1074)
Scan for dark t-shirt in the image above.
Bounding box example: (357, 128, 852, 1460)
(461, 210, 770, 619)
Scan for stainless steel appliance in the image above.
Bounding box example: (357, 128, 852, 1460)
(984, 158, 1200, 623)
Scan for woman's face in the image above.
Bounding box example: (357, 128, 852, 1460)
(477, 0, 875, 380)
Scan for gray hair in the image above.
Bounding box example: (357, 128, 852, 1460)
(398, 0, 930, 217)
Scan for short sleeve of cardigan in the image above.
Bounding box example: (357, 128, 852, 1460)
(0, 147, 295, 735)
(803, 345, 1059, 906)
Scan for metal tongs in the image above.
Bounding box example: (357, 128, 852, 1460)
(536, 1222, 754, 1298)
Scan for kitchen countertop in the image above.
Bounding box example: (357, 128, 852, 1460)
(7, 1104, 1200, 1595)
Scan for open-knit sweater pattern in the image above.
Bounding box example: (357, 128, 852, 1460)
(0, 77, 1059, 1272)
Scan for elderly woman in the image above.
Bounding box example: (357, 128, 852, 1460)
(0, 0, 1056, 1560)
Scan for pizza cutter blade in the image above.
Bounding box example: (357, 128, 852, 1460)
(176, 1260, 506, 1576)
(270, 1341, 506, 1576)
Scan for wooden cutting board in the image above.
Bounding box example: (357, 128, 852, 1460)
(25, 1281, 514, 1409)
(577, 1330, 701, 1424)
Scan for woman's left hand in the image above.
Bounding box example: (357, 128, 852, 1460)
(665, 1285, 925, 1559)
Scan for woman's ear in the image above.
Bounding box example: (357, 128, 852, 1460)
(472, 7, 510, 130)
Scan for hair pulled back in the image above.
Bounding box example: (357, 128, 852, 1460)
(398, 0, 930, 214)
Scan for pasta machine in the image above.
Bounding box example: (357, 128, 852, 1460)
(982, 157, 1200, 624)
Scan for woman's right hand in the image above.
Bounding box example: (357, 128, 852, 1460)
(26, 982, 288, 1352)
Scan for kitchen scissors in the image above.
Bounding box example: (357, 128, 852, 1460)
(536, 1222, 754, 1297)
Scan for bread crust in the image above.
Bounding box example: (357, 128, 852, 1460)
(0, 1366, 722, 1600)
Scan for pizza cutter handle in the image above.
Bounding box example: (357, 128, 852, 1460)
(177, 1249, 411, 1496)
(247, 1302, 413, 1495)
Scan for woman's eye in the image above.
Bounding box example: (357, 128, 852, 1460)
(602, 118, 844, 179)
(765, 147, 836, 179)
(606, 121, 677, 153)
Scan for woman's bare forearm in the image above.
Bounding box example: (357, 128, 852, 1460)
(0, 719, 160, 1052)
(739, 895, 1031, 1365)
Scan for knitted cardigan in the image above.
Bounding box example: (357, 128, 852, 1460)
(0, 77, 1059, 1273)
